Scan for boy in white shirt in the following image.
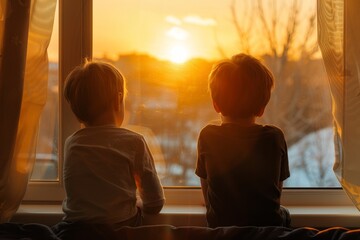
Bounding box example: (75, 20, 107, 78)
(62, 61, 164, 227)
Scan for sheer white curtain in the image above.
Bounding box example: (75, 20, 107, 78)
(318, 0, 360, 209)
(0, 0, 57, 222)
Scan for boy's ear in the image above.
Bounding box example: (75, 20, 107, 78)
(114, 93, 123, 110)
(118, 92, 123, 104)
(256, 107, 265, 117)
(212, 101, 221, 113)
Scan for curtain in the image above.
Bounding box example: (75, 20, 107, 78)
(0, 0, 57, 222)
(318, 0, 360, 209)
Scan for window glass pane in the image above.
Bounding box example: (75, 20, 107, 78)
(93, 0, 340, 187)
(31, 3, 59, 181)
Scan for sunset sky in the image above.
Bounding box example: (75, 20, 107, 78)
(48, 0, 317, 63)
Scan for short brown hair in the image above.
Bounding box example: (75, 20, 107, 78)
(64, 61, 125, 124)
(209, 53, 274, 118)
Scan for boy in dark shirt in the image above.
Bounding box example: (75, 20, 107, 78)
(196, 53, 291, 228)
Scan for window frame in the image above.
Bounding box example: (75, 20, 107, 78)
(23, 0, 351, 208)
(23, 0, 91, 202)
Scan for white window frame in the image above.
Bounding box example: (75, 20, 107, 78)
(22, 0, 91, 202)
(22, 0, 353, 209)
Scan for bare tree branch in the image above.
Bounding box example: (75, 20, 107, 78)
(299, 12, 317, 59)
(213, 27, 228, 58)
(230, 0, 253, 54)
(271, 0, 278, 52)
(281, 0, 299, 64)
(257, 0, 278, 57)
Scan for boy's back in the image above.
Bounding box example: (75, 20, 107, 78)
(63, 126, 164, 224)
(196, 53, 291, 227)
(196, 123, 289, 227)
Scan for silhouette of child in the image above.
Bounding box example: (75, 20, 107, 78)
(196, 53, 291, 227)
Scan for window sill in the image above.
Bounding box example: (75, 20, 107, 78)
(12, 203, 360, 228)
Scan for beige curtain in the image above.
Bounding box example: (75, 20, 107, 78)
(0, 0, 57, 222)
(318, 0, 360, 209)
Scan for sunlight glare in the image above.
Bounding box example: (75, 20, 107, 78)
(168, 45, 190, 64)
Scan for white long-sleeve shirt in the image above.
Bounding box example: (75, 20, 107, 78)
(62, 125, 165, 224)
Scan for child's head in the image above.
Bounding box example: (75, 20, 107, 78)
(64, 60, 126, 125)
(208, 53, 274, 119)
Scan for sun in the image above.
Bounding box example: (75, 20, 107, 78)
(168, 45, 190, 64)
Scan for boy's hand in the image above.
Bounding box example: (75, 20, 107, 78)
(136, 195, 143, 209)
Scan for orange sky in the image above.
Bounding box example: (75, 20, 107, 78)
(48, 0, 317, 63)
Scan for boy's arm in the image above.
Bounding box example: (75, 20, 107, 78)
(196, 132, 209, 208)
(136, 196, 163, 214)
(135, 137, 165, 214)
(200, 178, 210, 208)
(278, 181, 283, 192)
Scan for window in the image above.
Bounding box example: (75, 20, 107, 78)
(25, 0, 347, 204)
(92, 0, 338, 187)
(31, 9, 59, 181)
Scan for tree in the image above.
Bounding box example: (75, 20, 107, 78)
(225, 0, 331, 146)
(223, 0, 333, 186)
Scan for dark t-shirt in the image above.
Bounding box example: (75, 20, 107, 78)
(195, 123, 290, 227)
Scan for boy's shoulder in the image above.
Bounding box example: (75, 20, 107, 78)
(260, 124, 285, 135)
(199, 123, 285, 138)
(74, 125, 142, 135)
(201, 123, 283, 132)
(66, 126, 145, 144)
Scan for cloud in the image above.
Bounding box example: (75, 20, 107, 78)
(165, 15, 217, 27)
(166, 27, 188, 40)
(165, 16, 182, 25)
(183, 15, 217, 26)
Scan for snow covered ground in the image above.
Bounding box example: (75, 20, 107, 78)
(284, 127, 340, 187)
